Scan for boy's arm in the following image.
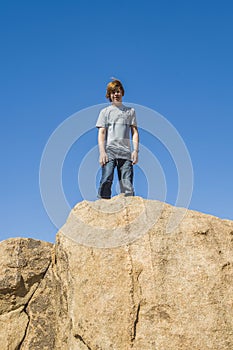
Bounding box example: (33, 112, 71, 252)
(131, 125, 139, 165)
(98, 127, 108, 166)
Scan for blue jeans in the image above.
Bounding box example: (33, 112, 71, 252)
(98, 159, 134, 199)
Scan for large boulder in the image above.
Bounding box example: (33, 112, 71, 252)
(0, 238, 52, 350)
(1, 195, 233, 349)
(55, 196, 233, 349)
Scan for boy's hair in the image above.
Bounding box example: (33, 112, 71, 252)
(106, 79, 125, 101)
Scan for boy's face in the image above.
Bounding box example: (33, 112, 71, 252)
(110, 88, 123, 104)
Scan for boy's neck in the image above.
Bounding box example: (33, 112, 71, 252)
(112, 101, 123, 107)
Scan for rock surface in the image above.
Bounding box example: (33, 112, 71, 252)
(1, 195, 233, 349)
(0, 238, 53, 350)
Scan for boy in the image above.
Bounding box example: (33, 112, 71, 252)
(96, 79, 139, 199)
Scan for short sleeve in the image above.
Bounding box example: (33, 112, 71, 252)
(96, 108, 107, 128)
(130, 108, 137, 126)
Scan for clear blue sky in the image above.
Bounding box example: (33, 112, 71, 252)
(1, 0, 232, 243)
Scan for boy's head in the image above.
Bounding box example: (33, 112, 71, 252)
(106, 79, 125, 102)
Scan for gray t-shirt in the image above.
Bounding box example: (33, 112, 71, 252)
(96, 104, 137, 160)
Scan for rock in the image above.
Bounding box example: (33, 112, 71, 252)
(0, 307, 28, 350)
(55, 195, 233, 349)
(1, 196, 233, 349)
(0, 238, 53, 350)
(20, 266, 57, 350)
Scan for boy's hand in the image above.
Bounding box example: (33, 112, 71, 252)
(99, 152, 108, 166)
(131, 150, 138, 165)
